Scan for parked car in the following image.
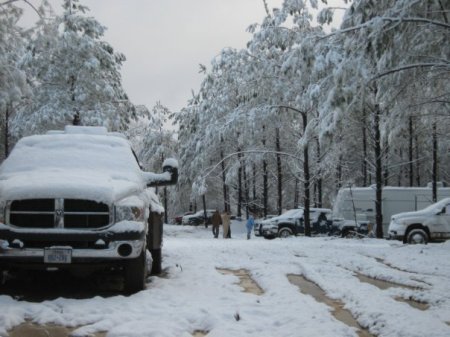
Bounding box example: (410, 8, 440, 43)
(173, 212, 193, 225)
(254, 215, 277, 236)
(0, 126, 178, 293)
(261, 208, 332, 239)
(182, 209, 215, 226)
(388, 198, 450, 244)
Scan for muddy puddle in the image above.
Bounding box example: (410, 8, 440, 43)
(372, 257, 433, 287)
(355, 272, 415, 290)
(288, 274, 375, 337)
(356, 273, 429, 310)
(217, 268, 264, 295)
(7, 322, 106, 337)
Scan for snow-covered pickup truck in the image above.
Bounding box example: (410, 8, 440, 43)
(0, 126, 178, 293)
(388, 198, 450, 244)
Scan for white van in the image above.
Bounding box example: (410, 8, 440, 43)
(332, 184, 450, 237)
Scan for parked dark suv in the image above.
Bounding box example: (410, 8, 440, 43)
(182, 210, 215, 226)
(261, 208, 332, 238)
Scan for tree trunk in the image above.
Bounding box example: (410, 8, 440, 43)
(243, 160, 249, 218)
(362, 111, 368, 186)
(374, 104, 384, 238)
(4, 103, 10, 159)
(302, 113, 311, 237)
(294, 178, 299, 209)
(409, 116, 414, 187)
(336, 156, 342, 190)
(432, 121, 438, 202)
(202, 194, 208, 228)
(220, 149, 228, 212)
(315, 137, 322, 208)
(276, 128, 282, 215)
(262, 125, 268, 217)
(263, 159, 268, 217)
(383, 139, 389, 186)
(252, 164, 256, 204)
(237, 147, 242, 217)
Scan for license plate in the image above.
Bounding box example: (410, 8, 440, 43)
(44, 248, 72, 264)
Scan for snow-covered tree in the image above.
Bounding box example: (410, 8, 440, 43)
(129, 102, 177, 222)
(0, 1, 30, 157)
(174, 0, 448, 238)
(12, 0, 135, 137)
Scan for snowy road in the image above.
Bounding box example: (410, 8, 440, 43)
(1, 221, 450, 337)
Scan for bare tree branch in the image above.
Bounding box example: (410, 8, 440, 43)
(0, 0, 42, 18)
(371, 63, 449, 80)
(320, 16, 450, 41)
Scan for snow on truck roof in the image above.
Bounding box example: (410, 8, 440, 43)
(47, 125, 127, 138)
(0, 126, 149, 204)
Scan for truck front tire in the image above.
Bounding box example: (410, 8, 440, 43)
(278, 227, 293, 238)
(124, 249, 147, 294)
(406, 228, 429, 245)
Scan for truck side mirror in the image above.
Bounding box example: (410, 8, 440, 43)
(144, 158, 178, 187)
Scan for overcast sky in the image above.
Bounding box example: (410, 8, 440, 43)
(22, 0, 282, 113)
(22, 0, 344, 114)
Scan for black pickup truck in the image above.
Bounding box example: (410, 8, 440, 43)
(0, 126, 177, 293)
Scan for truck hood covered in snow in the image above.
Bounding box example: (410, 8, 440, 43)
(0, 132, 146, 204)
(391, 209, 431, 221)
(391, 198, 450, 221)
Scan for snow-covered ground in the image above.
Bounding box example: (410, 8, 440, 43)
(1, 221, 450, 337)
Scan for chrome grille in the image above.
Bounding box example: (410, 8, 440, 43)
(8, 199, 111, 229)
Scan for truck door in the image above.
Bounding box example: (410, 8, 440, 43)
(441, 203, 450, 239)
(431, 202, 450, 240)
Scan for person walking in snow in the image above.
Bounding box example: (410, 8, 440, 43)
(211, 210, 222, 238)
(222, 211, 231, 239)
(246, 214, 255, 240)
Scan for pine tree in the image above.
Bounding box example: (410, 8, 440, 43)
(13, 0, 135, 137)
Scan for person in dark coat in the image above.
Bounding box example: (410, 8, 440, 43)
(211, 210, 222, 238)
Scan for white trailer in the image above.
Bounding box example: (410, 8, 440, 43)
(332, 184, 450, 237)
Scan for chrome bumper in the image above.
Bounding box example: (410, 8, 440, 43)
(0, 240, 144, 260)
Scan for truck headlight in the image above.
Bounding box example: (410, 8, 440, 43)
(115, 206, 145, 222)
(391, 218, 402, 226)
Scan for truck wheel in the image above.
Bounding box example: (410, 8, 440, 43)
(406, 228, 428, 245)
(278, 227, 293, 238)
(124, 249, 147, 294)
(150, 248, 162, 275)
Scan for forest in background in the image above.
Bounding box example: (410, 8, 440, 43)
(1, 0, 449, 237)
